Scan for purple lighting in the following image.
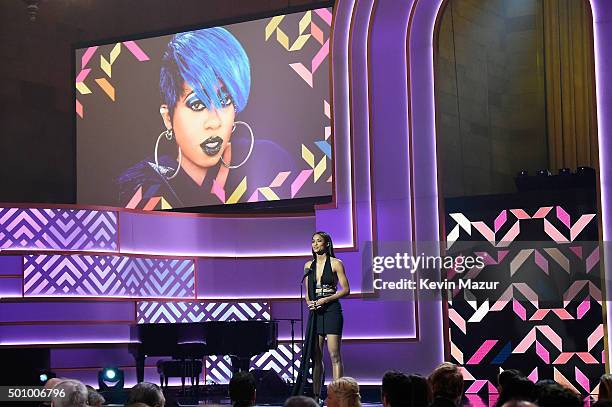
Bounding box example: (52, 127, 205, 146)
(0, 208, 118, 252)
(588, 0, 612, 366)
(407, 0, 451, 367)
(0, 340, 130, 346)
(315, 0, 356, 249)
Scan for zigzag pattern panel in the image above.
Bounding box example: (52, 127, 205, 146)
(0, 208, 117, 251)
(23, 255, 194, 298)
(137, 302, 270, 323)
(251, 344, 302, 382)
(206, 344, 303, 384)
(206, 355, 233, 384)
(445, 205, 603, 395)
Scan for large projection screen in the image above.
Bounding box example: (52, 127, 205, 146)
(75, 8, 332, 210)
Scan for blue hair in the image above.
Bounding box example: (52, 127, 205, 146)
(160, 27, 251, 117)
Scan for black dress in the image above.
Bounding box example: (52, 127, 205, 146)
(312, 256, 343, 335)
(292, 255, 343, 396)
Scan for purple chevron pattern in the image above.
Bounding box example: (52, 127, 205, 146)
(0, 208, 117, 251)
(446, 205, 603, 395)
(251, 344, 302, 381)
(205, 344, 303, 384)
(206, 355, 234, 384)
(137, 301, 279, 382)
(136, 301, 271, 323)
(23, 254, 194, 298)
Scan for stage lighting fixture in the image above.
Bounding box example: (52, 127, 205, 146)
(517, 170, 528, 177)
(98, 366, 124, 391)
(559, 168, 571, 175)
(38, 369, 56, 384)
(577, 166, 594, 174)
(537, 169, 551, 176)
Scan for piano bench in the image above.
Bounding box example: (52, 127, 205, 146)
(156, 359, 203, 390)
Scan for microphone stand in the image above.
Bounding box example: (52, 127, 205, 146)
(275, 318, 300, 384)
(295, 268, 311, 391)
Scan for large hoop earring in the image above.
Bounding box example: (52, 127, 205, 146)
(154, 128, 181, 180)
(220, 121, 254, 169)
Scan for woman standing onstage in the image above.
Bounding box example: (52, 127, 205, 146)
(293, 231, 351, 402)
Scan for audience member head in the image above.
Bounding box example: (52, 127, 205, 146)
(599, 374, 612, 401)
(327, 377, 361, 407)
(535, 382, 581, 407)
(51, 379, 88, 407)
(127, 382, 165, 407)
(409, 374, 431, 407)
(381, 371, 412, 407)
(497, 369, 523, 391)
(40, 378, 65, 407)
(229, 371, 257, 407)
(85, 385, 105, 407)
(594, 401, 612, 407)
(283, 395, 320, 407)
(428, 363, 464, 406)
(496, 377, 536, 406)
(500, 402, 537, 407)
(45, 378, 63, 390)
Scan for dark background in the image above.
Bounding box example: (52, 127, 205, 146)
(0, 0, 331, 204)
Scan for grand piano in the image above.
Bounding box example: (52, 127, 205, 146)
(129, 321, 278, 383)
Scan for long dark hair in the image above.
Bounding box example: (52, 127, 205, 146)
(311, 231, 335, 260)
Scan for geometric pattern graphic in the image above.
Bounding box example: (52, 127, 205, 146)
(137, 301, 278, 383)
(446, 205, 603, 395)
(23, 255, 194, 298)
(265, 9, 331, 87)
(251, 343, 302, 382)
(136, 301, 270, 323)
(0, 208, 118, 252)
(447, 206, 596, 249)
(76, 41, 150, 118)
(206, 344, 303, 384)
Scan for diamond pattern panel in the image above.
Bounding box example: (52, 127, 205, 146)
(206, 344, 303, 384)
(23, 255, 194, 298)
(137, 302, 270, 323)
(0, 208, 117, 251)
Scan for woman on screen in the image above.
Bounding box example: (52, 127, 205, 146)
(293, 231, 350, 402)
(117, 27, 254, 208)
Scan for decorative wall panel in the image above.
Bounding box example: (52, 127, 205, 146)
(23, 255, 194, 298)
(137, 301, 270, 323)
(0, 208, 118, 252)
(446, 204, 603, 395)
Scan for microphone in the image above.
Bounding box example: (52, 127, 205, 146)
(301, 267, 312, 283)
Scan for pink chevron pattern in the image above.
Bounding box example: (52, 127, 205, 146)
(446, 204, 602, 395)
(494, 210, 507, 232)
(447, 206, 596, 245)
(23, 254, 194, 298)
(136, 301, 270, 323)
(466, 340, 498, 365)
(122, 41, 150, 61)
(0, 208, 118, 251)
